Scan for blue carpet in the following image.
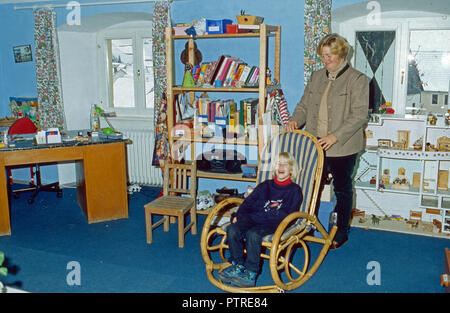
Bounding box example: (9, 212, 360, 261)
(0, 186, 448, 293)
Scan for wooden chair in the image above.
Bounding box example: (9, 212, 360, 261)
(144, 162, 197, 248)
(200, 130, 337, 292)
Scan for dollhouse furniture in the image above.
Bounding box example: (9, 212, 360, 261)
(144, 162, 197, 248)
(200, 130, 337, 292)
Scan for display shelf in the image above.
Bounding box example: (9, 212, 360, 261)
(172, 86, 260, 93)
(173, 135, 258, 146)
(197, 170, 256, 182)
(377, 148, 450, 160)
(356, 114, 450, 237)
(351, 218, 450, 239)
(165, 24, 281, 214)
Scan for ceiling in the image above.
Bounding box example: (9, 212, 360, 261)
(0, 0, 59, 4)
(333, 0, 450, 23)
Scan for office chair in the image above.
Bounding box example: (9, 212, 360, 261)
(7, 116, 62, 204)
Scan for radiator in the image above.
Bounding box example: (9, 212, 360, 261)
(121, 129, 163, 186)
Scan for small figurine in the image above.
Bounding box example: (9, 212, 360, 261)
(391, 167, 410, 190)
(413, 136, 423, 150)
(266, 68, 272, 85)
(427, 113, 437, 125)
(371, 215, 380, 225)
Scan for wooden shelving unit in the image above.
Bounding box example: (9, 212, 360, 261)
(165, 24, 281, 213)
(165, 24, 281, 160)
(165, 24, 281, 211)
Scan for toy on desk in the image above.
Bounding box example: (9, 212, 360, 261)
(93, 105, 118, 135)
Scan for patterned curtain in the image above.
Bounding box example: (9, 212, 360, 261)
(152, 0, 171, 166)
(304, 0, 332, 86)
(34, 9, 66, 130)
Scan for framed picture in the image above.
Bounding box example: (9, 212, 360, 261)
(13, 45, 33, 63)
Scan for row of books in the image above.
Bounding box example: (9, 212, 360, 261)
(191, 55, 260, 88)
(194, 96, 259, 135)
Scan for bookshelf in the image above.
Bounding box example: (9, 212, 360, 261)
(165, 24, 281, 212)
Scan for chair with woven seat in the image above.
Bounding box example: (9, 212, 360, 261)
(200, 130, 337, 292)
(144, 162, 197, 248)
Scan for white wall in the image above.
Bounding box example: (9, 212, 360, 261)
(57, 30, 99, 186)
(59, 30, 99, 130)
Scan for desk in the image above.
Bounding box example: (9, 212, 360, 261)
(0, 139, 129, 235)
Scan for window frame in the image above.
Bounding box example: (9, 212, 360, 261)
(336, 12, 450, 116)
(97, 26, 154, 119)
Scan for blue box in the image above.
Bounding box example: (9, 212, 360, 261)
(214, 117, 227, 137)
(206, 19, 233, 34)
(315, 201, 334, 238)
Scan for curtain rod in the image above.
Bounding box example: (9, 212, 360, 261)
(14, 0, 176, 10)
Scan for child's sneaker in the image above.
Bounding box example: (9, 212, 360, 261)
(217, 264, 244, 284)
(231, 268, 257, 287)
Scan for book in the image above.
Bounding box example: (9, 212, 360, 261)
(245, 66, 257, 85)
(215, 56, 234, 87)
(232, 63, 246, 84)
(192, 65, 201, 84)
(197, 62, 209, 85)
(209, 55, 227, 85)
(223, 60, 240, 87)
(245, 98, 258, 125)
(238, 24, 260, 30)
(247, 67, 260, 86)
(203, 61, 217, 86)
(239, 99, 248, 134)
(238, 65, 252, 85)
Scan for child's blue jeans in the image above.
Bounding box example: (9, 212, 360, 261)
(226, 215, 277, 273)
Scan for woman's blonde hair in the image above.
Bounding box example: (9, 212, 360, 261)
(271, 152, 299, 180)
(316, 33, 350, 59)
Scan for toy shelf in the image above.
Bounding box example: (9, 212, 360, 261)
(355, 114, 450, 237)
(165, 24, 281, 213)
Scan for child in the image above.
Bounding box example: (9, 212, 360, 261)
(218, 152, 303, 287)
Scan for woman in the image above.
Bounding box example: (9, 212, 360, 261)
(286, 33, 369, 249)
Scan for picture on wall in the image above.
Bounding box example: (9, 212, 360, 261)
(9, 97, 39, 127)
(13, 45, 33, 63)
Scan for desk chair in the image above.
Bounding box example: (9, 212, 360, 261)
(200, 130, 337, 293)
(7, 117, 62, 204)
(144, 162, 197, 248)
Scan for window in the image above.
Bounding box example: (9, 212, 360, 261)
(432, 94, 439, 105)
(98, 27, 154, 117)
(334, 2, 450, 115)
